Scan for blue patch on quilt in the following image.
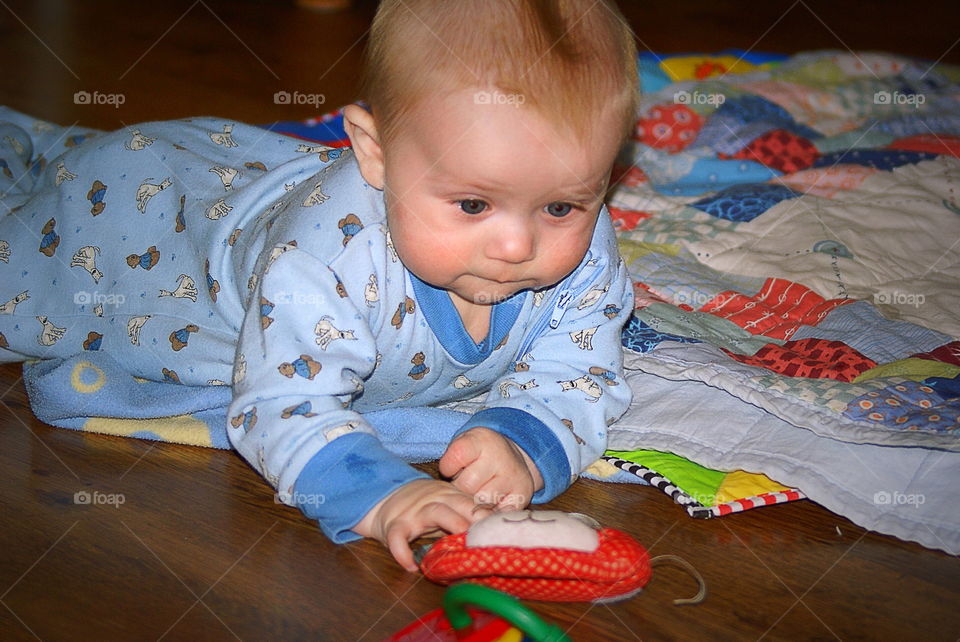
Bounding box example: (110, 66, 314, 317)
(791, 301, 954, 363)
(843, 381, 960, 433)
(923, 375, 960, 400)
(712, 94, 821, 140)
(690, 183, 801, 221)
(621, 313, 701, 353)
(811, 149, 938, 171)
(874, 113, 960, 139)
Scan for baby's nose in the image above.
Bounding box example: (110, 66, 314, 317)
(487, 217, 535, 264)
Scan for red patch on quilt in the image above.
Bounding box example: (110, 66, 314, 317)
(887, 134, 960, 158)
(723, 338, 877, 382)
(609, 206, 652, 231)
(723, 129, 819, 173)
(910, 341, 960, 367)
(634, 103, 703, 152)
(701, 278, 851, 340)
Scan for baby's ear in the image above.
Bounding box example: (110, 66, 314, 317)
(343, 103, 385, 189)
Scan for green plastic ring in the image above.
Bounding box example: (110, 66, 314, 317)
(442, 584, 572, 642)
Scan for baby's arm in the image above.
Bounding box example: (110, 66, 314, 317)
(444, 213, 634, 503)
(230, 246, 485, 567)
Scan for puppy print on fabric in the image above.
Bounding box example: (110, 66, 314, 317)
(302, 178, 330, 207)
(159, 274, 198, 302)
(570, 326, 598, 351)
(364, 274, 379, 307)
(70, 246, 103, 283)
(38, 218, 59, 257)
(55, 161, 76, 186)
(93, 303, 103, 317)
(168, 324, 199, 351)
(498, 378, 538, 398)
(314, 316, 356, 350)
(281, 401, 318, 419)
(408, 352, 429, 380)
(87, 180, 107, 215)
(83, 331, 102, 351)
(338, 214, 363, 246)
(295, 143, 344, 163)
(561, 418, 586, 445)
(453, 374, 477, 389)
(603, 303, 621, 319)
(162, 368, 180, 384)
(124, 129, 156, 151)
(0, 240, 11, 262)
(36, 316, 66, 346)
(244, 161, 267, 172)
(126, 245, 160, 270)
(392, 297, 415, 329)
(135, 178, 171, 213)
(205, 198, 232, 220)
(230, 407, 258, 432)
(209, 124, 238, 148)
(278, 354, 322, 380)
(588, 365, 619, 386)
(578, 284, 610, 311)
(557, 374, 603, 403)
(205, 259, 220, 302)
(0, 291, 29, 314)
(227, 228, 242, 246)
(0, 333, 8, 348)
(127, 314, 151, 345)
(175, 195, 187, 232)
(209, 166, 239, 190)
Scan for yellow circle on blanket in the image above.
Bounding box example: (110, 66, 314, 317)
(71, 360, 106, 393)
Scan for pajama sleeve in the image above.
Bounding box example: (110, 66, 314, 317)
(227, 245, 428, 542)
(455, 211, 634, 502)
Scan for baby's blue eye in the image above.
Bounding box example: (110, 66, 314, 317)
(545, 202, 573, 217)
(459, 199, 487, 215)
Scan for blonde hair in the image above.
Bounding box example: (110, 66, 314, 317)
(361, 0, 638, 147)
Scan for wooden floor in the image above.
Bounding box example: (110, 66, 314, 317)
(2, 1, 959, 639)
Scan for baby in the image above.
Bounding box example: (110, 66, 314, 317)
(0, 0, 638, 570)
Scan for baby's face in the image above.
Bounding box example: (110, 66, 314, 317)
(381, 89, 624, 308)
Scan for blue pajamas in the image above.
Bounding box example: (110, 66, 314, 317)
(0, 107, 634, 542)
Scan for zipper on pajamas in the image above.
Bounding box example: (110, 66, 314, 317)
(515, 288, 572, 361)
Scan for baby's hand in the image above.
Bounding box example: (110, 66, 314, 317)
(353, 479, 491, 572)
(438, 427, 544, 511)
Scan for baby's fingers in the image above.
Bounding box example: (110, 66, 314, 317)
(385, 501, 477, 572)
